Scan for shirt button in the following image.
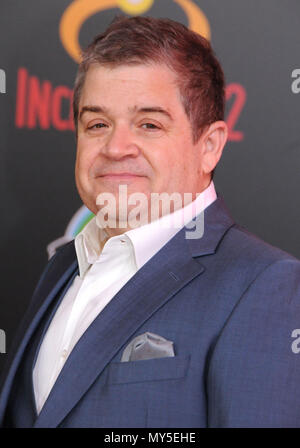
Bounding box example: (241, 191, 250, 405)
(61, 349, 68, 359)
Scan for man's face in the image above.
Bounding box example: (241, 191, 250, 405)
(75, 63, 212, 224)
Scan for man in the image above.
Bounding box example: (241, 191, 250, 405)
(0, 15, 300, 428)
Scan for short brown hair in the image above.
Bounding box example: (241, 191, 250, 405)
(73, 15, 225, 144)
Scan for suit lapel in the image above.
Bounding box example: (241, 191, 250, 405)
(186, 194, 235, 257)
(34, 195, 235, 428)
(0, 242, 78, 422)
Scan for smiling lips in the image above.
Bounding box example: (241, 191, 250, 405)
(98, 173, 145, 179)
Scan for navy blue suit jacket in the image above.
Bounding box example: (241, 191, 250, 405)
(1, 195, 300, 427)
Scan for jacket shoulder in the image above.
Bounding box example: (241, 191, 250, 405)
(223, 222, 299, 265)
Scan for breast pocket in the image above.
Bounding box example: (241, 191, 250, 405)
(107, 354, 190, 385)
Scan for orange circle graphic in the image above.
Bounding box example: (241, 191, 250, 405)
(59, 0, 211, 63)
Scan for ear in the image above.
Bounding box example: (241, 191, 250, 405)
(198, 121, 228, 176)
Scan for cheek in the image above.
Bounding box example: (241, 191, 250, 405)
(75, 151, 86, 181)
(146, 148, 181, 190)
(150, 147, 172, 171)
(76, 143, 95, 180)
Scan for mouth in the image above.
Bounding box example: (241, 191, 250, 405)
(98, 173, 146, 181)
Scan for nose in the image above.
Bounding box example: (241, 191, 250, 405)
(102, 124, 139, 160)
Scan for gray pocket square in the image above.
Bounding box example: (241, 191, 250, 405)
(121, 332, 175, 362)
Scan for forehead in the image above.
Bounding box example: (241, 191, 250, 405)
(80, 63, 183, 112)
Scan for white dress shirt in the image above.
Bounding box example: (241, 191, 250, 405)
(33, 181, 217, 414)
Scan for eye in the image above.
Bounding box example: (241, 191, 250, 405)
(87, 122, 108, 130)
(141, 123, 160, 130)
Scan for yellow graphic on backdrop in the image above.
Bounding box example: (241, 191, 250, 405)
(118, 0, 154, 14)
(59, 0, 211, 63)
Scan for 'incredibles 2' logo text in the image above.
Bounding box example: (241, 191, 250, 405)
(15, 66, 246, 141)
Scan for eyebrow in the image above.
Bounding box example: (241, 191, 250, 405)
(79, 106, 107, 120)
(132, 106, 174, 121)
(79, 105, 174, 121)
